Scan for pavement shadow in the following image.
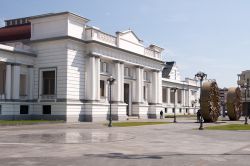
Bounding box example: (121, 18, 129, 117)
(85, 153, 162, 160)
(85, 153, 250, 160)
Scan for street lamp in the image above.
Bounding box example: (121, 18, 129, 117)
(195, 71, 207, 130)
(237, 74, 249, 125)
(107, 76, 116, 127)
(171, 87, 178, 123)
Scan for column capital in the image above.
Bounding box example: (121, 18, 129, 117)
(151, 69, 160, 73)
(113, 60, 124, 64)
(4, 62, 22, 66)
(12, 63, 21, 66)
(27, 65, 34, 68)
(87, 53, 100, 58)
(5, 62, 13, 65)
(135, 65, 144, 69)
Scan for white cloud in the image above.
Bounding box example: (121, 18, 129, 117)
(105, 12, 111, 16)
(0, 18, 4, 27)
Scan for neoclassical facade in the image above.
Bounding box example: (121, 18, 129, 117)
(0, 12, 199, 122)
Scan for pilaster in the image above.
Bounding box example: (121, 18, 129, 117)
(12, 64, 20, 99)
(5, 63, 12, 99)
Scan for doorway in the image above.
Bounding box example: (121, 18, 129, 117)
(124, 83, 130, 116)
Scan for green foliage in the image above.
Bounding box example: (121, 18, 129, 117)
(205, 124, 250, 130)
(165, 115, 196, 118)
(106, 122, 170, 127)
(0, 120, 64, 126)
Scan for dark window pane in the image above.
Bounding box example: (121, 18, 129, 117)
(43, 71, 55, 95)
(43, 105, 51, 114)
(100, 80, 105, 97)
(20, 105, 29, 114)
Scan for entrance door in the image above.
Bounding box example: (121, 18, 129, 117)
(124, 83, 130, 116)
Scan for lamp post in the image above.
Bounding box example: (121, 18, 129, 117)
(171, 87, 178, 123)
(107, 76, 116, 127)
(237, 74, 249, 125)
(195, 71, 207, 130)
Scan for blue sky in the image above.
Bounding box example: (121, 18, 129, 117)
(1, 0, 250, 87)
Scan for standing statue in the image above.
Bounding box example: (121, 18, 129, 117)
(200, 81, 220, 122)
(226, 87, 242, 120)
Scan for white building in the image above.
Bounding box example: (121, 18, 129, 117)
(237, 70, 250, 115)
(0, 12, 199, 122)
(162, 62, 199, 115)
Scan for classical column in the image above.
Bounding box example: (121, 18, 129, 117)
(86, 55, 96, 100)
(95, 56, 100, 101)
(182, 90, 185, 106)
(151, 71, 158, 104)
(167, 88, 171, 104)
(12, 64, 20, 100)
(5, 63, 12, 99)
(28, 66, 34, 100)
(175, 89, 178, 109)
(135, 66, 143, 103)
(112, 61, 122, 102)
(158, 71, 162, 104)
(120, 62, 124, 102)
(140, 68, 144, 103)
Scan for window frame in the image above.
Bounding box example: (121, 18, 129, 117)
(19, 74, 27, 96)
(39, 68, 57, 97)
(100, 80, 105, 98)
(124, 67, 130, 77)
(162, 87, 167, 103)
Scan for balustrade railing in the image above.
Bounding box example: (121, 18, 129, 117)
(85, 27, 161, 60)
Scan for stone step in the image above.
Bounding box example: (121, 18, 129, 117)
(127, 116, 140, 120)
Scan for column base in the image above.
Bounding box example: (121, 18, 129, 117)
(148, 104, 163, 119)
(132, 103, 149, 119)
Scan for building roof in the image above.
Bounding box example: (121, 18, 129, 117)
(162, 61, 175, 78)
(28, 11, 90, 22)
(0, 24, 31, 42)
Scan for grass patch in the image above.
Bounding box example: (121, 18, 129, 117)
(205, 124, 250, 130)
(0, 120, 64, 126)
(106, 122, 170, 127)
(165, 115, 196, 118)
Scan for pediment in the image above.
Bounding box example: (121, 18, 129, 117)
(118, 30, 143, 45)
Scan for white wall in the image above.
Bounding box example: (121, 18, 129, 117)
(118, 31, 144, 55)
(31, 40, 68, 100)
(30, 13, 88, 41)
(66, 43, 86, 100)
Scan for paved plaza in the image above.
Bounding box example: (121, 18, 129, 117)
(0, 118, 250, 166)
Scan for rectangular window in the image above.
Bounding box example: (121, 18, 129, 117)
(19, 74, 27, 96)
(162, 88, 167, 103)
(100, 80, 105, 97)
(42, 70, 55, 95)
(179, 108, 182, 113)
(0, 66, 5, 95)
(143, 71, 148, 81)
(0, 105, 1, 115)
(20, 105, 29, 114)
(178, 90, 182, 104)
(172, 108, 175, 113)
(124, 67, 130, 77)
(170, 91, 175, 103)
(191, 90, 197, 96)
(143, 86, 146, 100)
(101, 62, 109, 73)
(165, 108, 167, 113)
(43, 105, 51, 114)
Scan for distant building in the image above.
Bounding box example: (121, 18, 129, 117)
(0, 12, 200, 122)
(219, 88, 228, 117)
(237, 70, 250, 115)
(162, 61, 200, 115)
